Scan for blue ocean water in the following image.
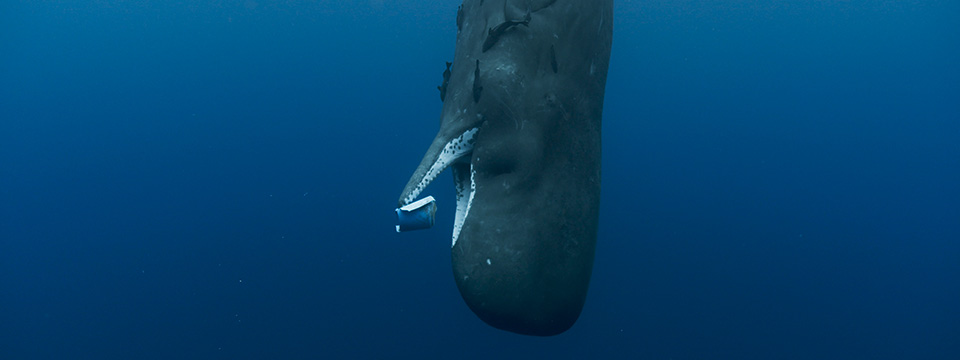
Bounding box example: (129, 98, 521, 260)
(1, 0, 957, 358)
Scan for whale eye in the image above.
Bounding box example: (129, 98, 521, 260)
(481, 154, 517, 177)
(475, 137, 529, 178)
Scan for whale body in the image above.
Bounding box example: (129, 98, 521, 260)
(397, 0, 613, 336)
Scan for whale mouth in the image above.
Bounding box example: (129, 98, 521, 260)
(397, 127, 479, 247)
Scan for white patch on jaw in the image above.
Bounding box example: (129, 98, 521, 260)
(452, 162, 476, 248)
(402, 128, 478, 206)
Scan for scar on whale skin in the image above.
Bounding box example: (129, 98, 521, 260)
(549, 44, 558, 73)
(472, 59, 482, 103)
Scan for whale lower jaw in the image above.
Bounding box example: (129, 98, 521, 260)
(400, 127, 478, 206)
(400, 127, 479, 245)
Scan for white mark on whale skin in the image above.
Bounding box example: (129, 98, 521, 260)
(486, 258, 491, 265)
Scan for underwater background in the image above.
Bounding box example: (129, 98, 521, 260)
(1, 0, 957, 358)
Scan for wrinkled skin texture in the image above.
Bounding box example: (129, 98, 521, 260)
(398, 0, 612, 336)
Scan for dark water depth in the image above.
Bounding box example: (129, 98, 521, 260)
(1, 1, 957, 359)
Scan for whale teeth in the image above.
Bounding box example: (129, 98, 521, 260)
(401, 127, 479, 206)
